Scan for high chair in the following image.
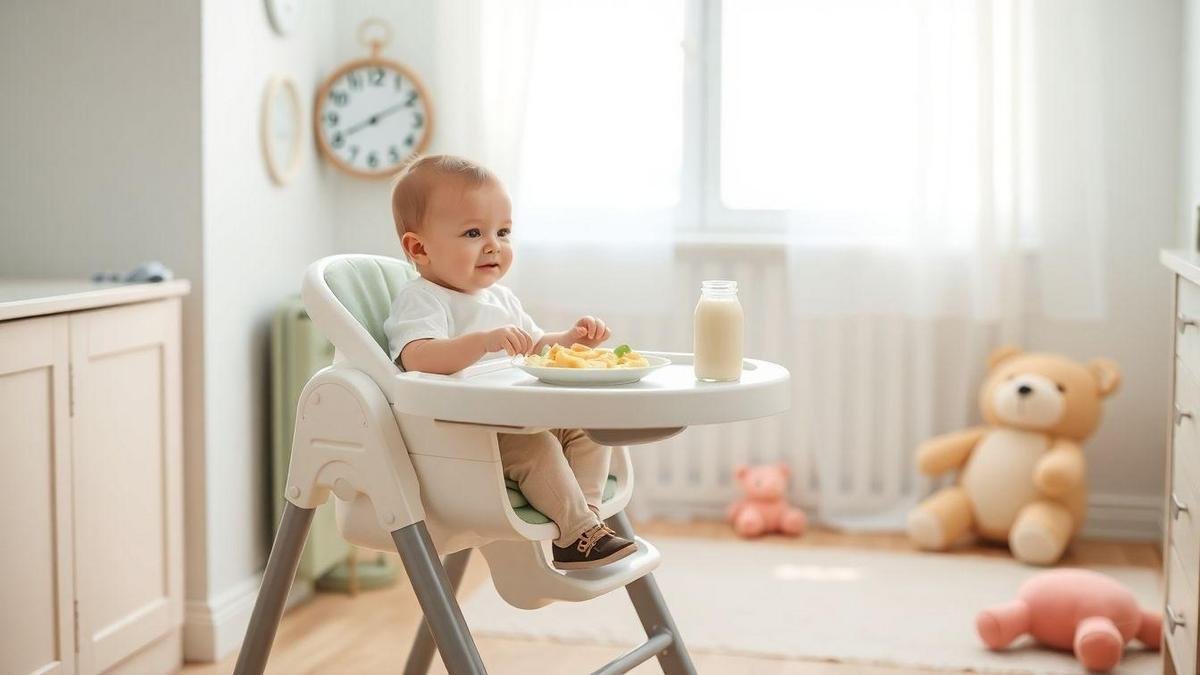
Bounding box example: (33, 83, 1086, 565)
(234, 254, 790, 675)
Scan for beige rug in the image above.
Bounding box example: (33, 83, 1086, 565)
(460, 537, 1163, 674)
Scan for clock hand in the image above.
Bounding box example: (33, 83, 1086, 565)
(343, 103, 408, 136)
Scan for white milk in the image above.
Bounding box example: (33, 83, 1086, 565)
(693, 280, 744, 381)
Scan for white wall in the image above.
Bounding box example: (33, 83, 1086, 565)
(332, 1, 439, 256)
(190, 0, 338, 660)
(1184, 0, 1200, 249)
(1026, 0, 1180, 526)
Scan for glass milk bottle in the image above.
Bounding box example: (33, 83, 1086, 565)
(693, 280, 744, 381)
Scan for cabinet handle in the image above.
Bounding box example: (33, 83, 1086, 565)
(1180, 315, 1199, 334)
(1167, 604, 1187, 634)
(1176, 404, 1193, 426)
(1172, 492, 1190, 520)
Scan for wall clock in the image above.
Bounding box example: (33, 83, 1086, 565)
(265, 0, 303, 36)
(314, 18, 434, 179)
(261, 75, 303, 185)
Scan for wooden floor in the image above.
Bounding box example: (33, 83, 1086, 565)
(184, 520, 1162, 675)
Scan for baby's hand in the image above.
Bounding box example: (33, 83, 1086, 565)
(572, 316, 611, 345)
(482, 325, 535, 356)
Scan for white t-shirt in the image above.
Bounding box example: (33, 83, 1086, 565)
(383, 277, 545, 370)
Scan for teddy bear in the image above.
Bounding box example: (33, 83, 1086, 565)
(727, 463, 807, 537)
(906, 347, 1120, 565)
(976, 568, 1160, 672)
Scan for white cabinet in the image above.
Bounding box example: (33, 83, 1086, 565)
(1163, 251, 1200, 675)
(0, 315, 74, 674)
(0, 282, 187, 675)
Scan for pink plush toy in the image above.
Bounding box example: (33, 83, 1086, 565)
(976, 569, 1161, 672)
(726, 463, 807, 538)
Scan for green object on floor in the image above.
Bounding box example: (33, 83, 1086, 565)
(314, 554, 399, 593)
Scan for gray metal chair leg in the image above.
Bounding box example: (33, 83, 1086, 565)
(392, 523, 487, 675)
(403, 548, 473, 675)
(234, 502, 316, 675)
(605, 511, 698, 675)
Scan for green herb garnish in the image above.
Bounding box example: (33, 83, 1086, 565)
(613, 344, 631, 357)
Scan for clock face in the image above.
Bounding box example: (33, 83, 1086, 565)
(315, 60, 432, 178)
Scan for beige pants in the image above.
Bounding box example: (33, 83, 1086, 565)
(497, 428, 610, 547)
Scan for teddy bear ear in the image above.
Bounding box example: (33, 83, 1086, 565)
(1088, 358, 1121, 398)
(987, 345, 1023, 370)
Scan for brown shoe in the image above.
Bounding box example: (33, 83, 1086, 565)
(552, 523, 638, 570)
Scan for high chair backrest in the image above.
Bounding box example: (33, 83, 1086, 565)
(301, 254, 418, 394)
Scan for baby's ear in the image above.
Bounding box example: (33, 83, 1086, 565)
(1088, 358, 1121, 398)
(401, 232, 428, 265)
(735, 465, 750, 482)
(776, 463, 791, 478)
(987, 345, 1023, 371)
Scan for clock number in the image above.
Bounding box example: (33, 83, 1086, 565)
(394, 74, 405, 91)
(369, 68, 385, 86)
(389, 146, 401, 163)
(404, 133, 415, 148)
(330, 89, 348, 107)
(325, 111, 339, 126)
(348, 145, 359, 161)
(331, 131, 345, 149)
(405, 90, 418, 107)
(346, 71, 362, 90)
(412, 112, 424, 129)
(367, 152, 379, 169)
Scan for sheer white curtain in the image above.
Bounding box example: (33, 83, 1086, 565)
(433, 0, 1110, 527)
(765, 1, 1108, 526)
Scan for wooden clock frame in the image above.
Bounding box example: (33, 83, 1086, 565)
(312, 55, 435, 180)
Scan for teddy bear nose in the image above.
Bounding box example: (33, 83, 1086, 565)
(1017, 384, 1033, 396)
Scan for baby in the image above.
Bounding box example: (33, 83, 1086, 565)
(382, 155, 637, 570)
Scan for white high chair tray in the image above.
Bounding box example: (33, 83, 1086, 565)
(386, 351, 790, 431)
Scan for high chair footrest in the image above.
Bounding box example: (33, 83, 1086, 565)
(479, 536, 661, 610)
(591, 630, 674, 675)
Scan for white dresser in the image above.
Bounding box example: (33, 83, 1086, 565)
(0, 279, 189, 675)
(1162, 250, 1200, 674)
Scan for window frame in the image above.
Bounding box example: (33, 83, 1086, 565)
(687, 0, 808, 236)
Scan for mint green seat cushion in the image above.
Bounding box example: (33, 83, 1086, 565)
(506, 476, 618, 524)
(322, 257, 418, 354)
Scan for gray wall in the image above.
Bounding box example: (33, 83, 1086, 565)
(0, 0, 341, 661)
(0, 0, 210, 630)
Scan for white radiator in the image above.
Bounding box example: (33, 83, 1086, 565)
(524, 244, 994, 523)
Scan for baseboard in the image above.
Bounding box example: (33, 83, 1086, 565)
(1082, 492, 1163, 542)
(183, 573, 314, 663)
(644, 493, 1165, 542)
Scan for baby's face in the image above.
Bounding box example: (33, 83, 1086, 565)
(413, 179, 514, 293)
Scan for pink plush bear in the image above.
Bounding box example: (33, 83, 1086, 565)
(976, 569, 1161, 672)
(726, 463, 807, 538)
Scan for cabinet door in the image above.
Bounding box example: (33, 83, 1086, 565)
(0, 316, 75, 675)
(70, 300, 182, 674)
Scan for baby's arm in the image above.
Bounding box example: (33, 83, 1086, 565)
(400, 326, 535, 375)
(533, 316, 612, 354)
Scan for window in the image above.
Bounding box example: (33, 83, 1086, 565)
(518, 0, 983, 244)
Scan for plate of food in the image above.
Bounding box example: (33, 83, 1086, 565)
(512, 343, 670, 386)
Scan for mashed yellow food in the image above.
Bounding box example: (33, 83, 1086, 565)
(524, 343, 649, 369)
